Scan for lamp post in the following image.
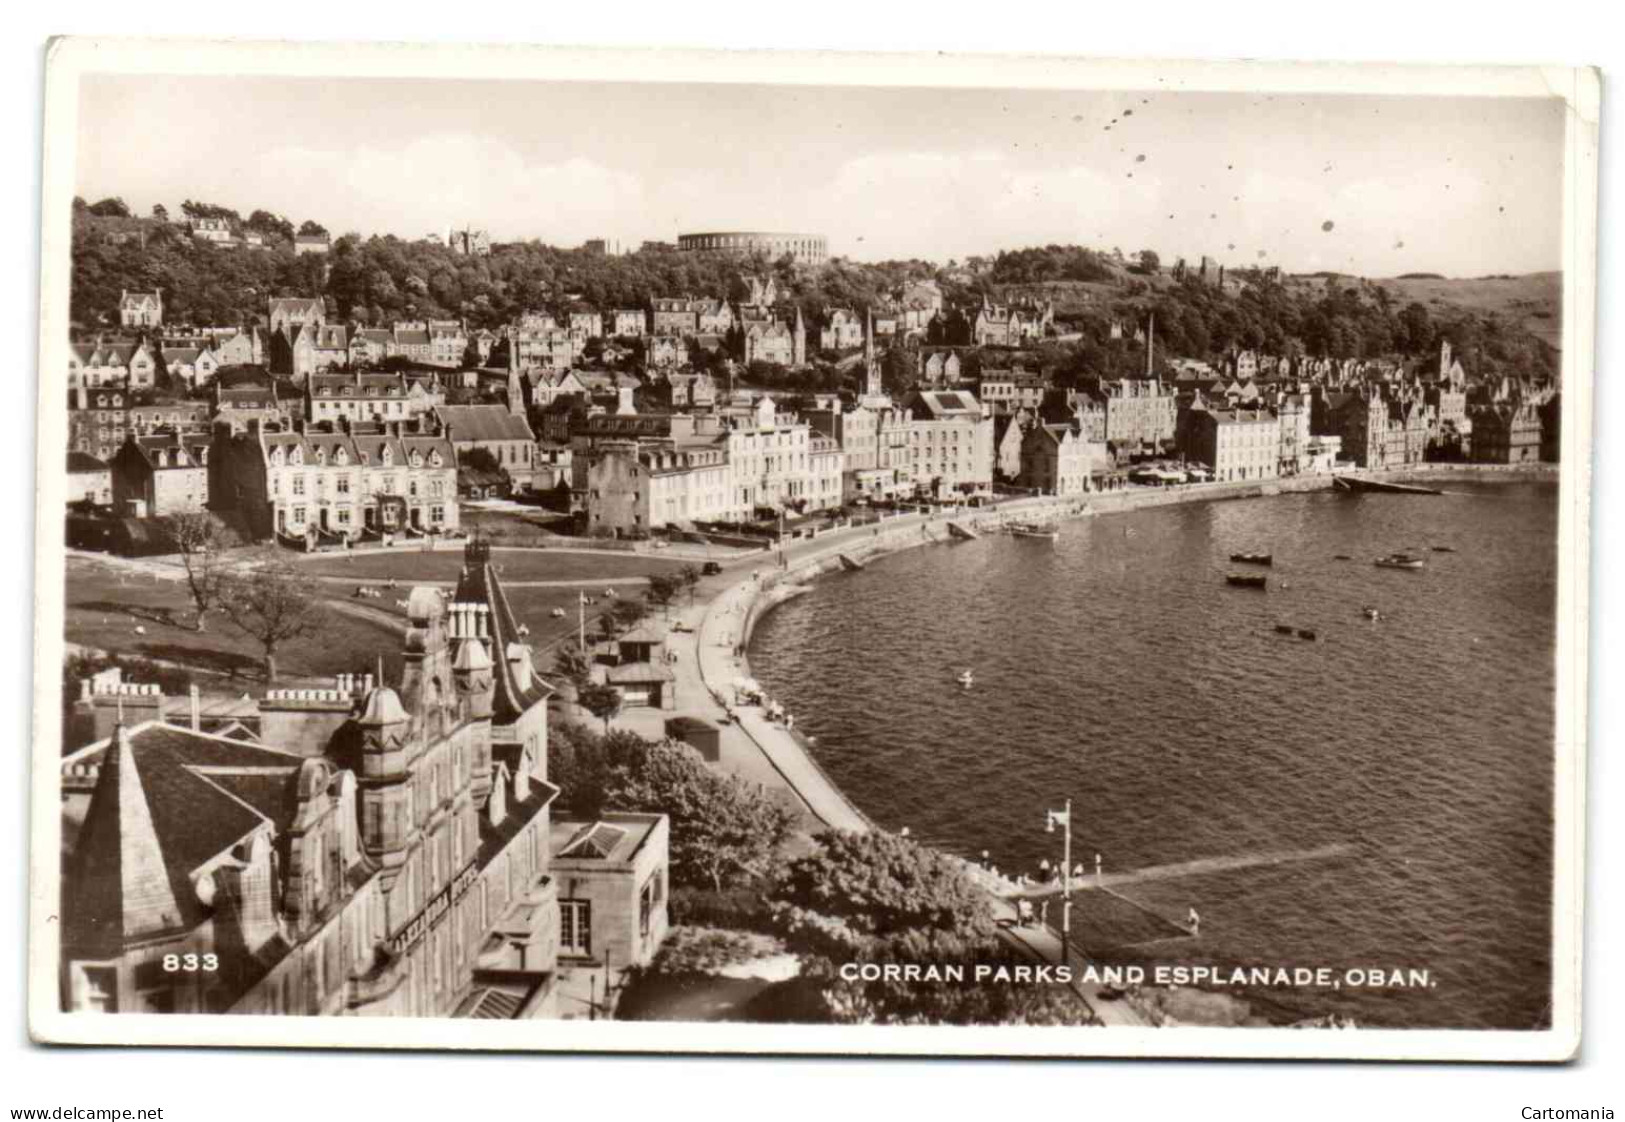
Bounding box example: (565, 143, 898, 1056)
(1046, 800, 1073, 966)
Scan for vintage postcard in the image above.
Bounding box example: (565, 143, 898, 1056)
(28, 38, 1597, 1060)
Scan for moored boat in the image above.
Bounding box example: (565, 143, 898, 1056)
(1375, 552, 1425, 571)
(1009, 521, 1059, 541)
(1226, 573, 1268, 589)
(1230, 552, 1274, 566)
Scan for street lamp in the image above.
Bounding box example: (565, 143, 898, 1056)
(1045, 800, 1073, 966)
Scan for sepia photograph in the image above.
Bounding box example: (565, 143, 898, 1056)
(27, 38, 1596, 1062)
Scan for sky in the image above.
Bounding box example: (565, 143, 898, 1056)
(73, 74, 1567, 277)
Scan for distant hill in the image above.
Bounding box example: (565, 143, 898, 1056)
(1372, 272, 1562, 350)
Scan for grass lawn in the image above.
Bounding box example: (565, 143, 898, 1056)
(300, 549, 689, 583)
(65, 556, 409, 685)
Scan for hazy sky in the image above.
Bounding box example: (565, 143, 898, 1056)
(74, 75, 1566, 276)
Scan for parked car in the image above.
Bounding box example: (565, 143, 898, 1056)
(702, 561, 723, 575)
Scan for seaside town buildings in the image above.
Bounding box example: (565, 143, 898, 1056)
(63, 269, 1562, 555)
(212, 415, 461, 543)
(59, 539, 671, 1018)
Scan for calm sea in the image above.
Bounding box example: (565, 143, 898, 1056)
(748, 481, 1558, 1029)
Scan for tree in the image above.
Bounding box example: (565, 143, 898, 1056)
(603, 739, 797, 891)
(679, 564, 702, 606)
(770, 830, 995, 948)
(162, 511, 237, 631)
(298, 220, 330, 238)
(1137, 249, 1161, 274)
(151, 203, 169, 222)
(88, 197, 131, 218)
(246, 209, 296, 242)
(576, 681, 623, 732)
(610, 598, 648, 632)
(217, 553, 321, 683)
(644, 573, 682, 618)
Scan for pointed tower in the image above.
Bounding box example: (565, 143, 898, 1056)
(449, 589, 497, 810)
(863, 306, 881, 399)
(356, 681, 413, 886)
(792, 305, 807, 367)
(506, 363, 525, 418)
(64, 722, 184, 966)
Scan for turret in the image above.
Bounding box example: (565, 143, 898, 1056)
(355, 680, 412, 883)
(449, 600, 496, 808)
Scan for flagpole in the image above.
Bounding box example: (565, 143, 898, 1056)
(1061, 797, 1072, 966)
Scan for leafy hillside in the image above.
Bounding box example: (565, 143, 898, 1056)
(67, 200, 1558, 381)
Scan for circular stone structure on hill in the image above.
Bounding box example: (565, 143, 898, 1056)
(677, 231, 828, 265)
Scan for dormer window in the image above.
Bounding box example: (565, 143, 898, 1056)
(428, 450, 443, 468)
(409, 451, 423, 468)
(334, 447, 348, 466)
(380, 446, 393, 466)
(270, 448, 284, 466)
(314, 447, 327, 466)
(289, 447, 304, 466)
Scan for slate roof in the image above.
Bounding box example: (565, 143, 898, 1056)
(62, 723, 305, 959)
(452, 543, 553, 727)
(434, 405, 535, 444)
(67, 452, 108, 473)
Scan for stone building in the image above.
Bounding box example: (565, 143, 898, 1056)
(268, 297, 326, 333)
(158, 346, 220, 389)
(57, 540, 613, 1019)
(904, 389, 994, 497)
(608, 309, 646, 338)
(212, 416, 459, 543)
(109, 431, 212, 517)
(433, 402, 539, 489)
(67, 452, 111, 506)
(1019, 423, 1099, 496)
(1469, 400, 1543, 464)
(586, 442, 733, 537)
(1184, 407, 1280, 483)
(549, 814, 670, 970)
(119, 290, 163, 328)
(69, 340, 157, 390)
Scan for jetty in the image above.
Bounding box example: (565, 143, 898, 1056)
(946, 521, 981, 540)
(1334, 475, 1443, 496)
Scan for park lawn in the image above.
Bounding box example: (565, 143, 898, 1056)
(299, 548, 689, 583)
(65, 556, 409, 685)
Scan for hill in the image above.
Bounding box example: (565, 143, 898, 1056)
(1372, 272, 1561, 351)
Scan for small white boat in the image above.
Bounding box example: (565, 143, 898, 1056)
(957, 670, 975, 687)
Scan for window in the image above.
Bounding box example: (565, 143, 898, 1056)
(78, 965, 119, 1013)
(293, 475, 306, 496)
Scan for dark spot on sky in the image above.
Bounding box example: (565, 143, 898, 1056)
(1499, 206, 1506, 213)
(1123, 109, 1133, 117)
(1072, 114, 1083, 122)
(1227, 164, 1234, 170)
(1257, 250, 1267, 258)
(1321, 220, 1335, 232)
(1136, 154, 1146, 163)
(1395, 240, 1405, 249)
(1227, 243, 1236, 250)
